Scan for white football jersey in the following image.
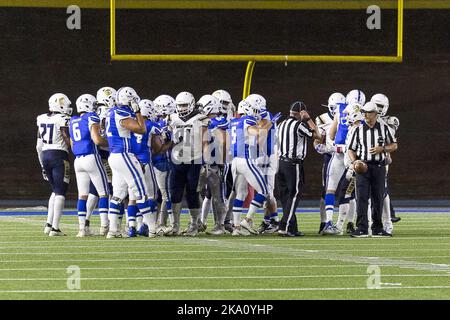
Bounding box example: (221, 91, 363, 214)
(36, 113, 70, 153)
(168, 113, 209, 163)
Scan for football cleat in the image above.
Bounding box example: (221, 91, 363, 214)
(198, 222, 207, 233)
(350, 229, 369, 238)
(321, 221, 340, 235)
(49, 228, 66, 237)
(391, 217, 401, 223)
(84, 226, 95, 236)
(76, 229, 86, 238)
(99, 225, 109, 236)
(224, 223, 234, 234)
(258, 221, 270, 234)
(346, 222, 356, 234)
(207, 224, 226, 235)
(318, 222, 326, 234)
(371, 230, 393, 238)
(182, 224, 198, 237)
(232, 227, 251, 236)
(148, 231, 157, 238)
(128, 226, 137, 238)
(138, 224, 149, 236)
(44, 223, 52, 235)
(106, 231, 122, 239)
(240, 218, 258, 235)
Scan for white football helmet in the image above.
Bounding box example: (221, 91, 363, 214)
(197, 94, 221, 116)
(237, 100, 248, 115)
(116, 87, 140, 106)
(371, 93, 389, 116)
(154, 94, 176, 116)
(245, 93, 267, 110)
(175, 91, 195, 117)
(212, 89, 233, 114)
(346, 89, 366, 106)
(96, 87, 116, 109)
(386, 116, 400, 131)
(139, 99, 158, 121)
(243, 100, 261, 119)
(49, 93, 73, 115)
(325, 92, 345, 115)
(76, 94, 97, 113)
(343, 103, 364, 124)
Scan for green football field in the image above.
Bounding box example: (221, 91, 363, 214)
(0, 210, 450, 300)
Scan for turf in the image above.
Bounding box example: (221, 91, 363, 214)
(0, 210, 450, 300)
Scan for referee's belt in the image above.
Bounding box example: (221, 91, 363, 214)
(280, 156, 303, 164)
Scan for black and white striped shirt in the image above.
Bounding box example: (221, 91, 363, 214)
(277, 117, 313, 160)
(348, 119, 397, 163)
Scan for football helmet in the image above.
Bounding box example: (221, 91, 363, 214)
(243, 99, 261, 119)
(237, 100, 248, 115)
(197, 94, 221, 116)
(116, 87, 140, 106)
(386, 116, 400, 131)
(175, 91, 195, 117)
(325, 92, 345, 115)
(245, 93, 267, 110)
(49, 93, 73, 115)
(154, 94, 176, 116)
(212, 89, 233, 114)
(346, 89, 366, 106)
(96, 87, 116, 109)
(76, 94, 97, 113)
(343, 103, 364, 124)
(139, 99, 158, 121)
(371, 93, 389, 116)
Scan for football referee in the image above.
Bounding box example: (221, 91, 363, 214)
(347, 102, 398, 237)
(276, 101, 320, 236)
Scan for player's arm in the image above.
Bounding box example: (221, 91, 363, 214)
(121, 112, 147, 134)
(300, 110, 321, 140)
(36, 129, 44, 167)
(90, 123, 108, 147)
(61, 126, 71, 149)
(247, 118, 272, 136)
(329, 113, 338, 141)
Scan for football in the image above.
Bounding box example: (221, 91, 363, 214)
(354, 160, 368, 174)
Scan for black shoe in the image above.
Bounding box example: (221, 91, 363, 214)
(85, 219, 90, 227)
(346, 222, 356, 234)
(318, 222, 326, 234)
(391, 217, 401, 223)
(279, 231, 304, 237)
(269, 218, 279, 226)
(224, 223, 234, 234)
(258, 221, 270, 234)
(372, 230, 393, 238)
(350, 229, 369, 238)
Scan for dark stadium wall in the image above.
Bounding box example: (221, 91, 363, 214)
(0, 8, 449, 201)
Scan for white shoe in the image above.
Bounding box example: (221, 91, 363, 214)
(84, 226, 95, 236)
(232, 227, 251, 236)
(106, 231, 122, 239)
(43, 224, 52, 235)
(240, 219, 258, 235)
(76, 229, 86, 238)
(49, 229, 66, 237)
(99, 225, 109, 236)
(322, 221, 339, 235)
(155, 226, 165, 236)
(148, 232, 157, 238)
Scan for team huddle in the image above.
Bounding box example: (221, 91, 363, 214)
(36, 87, 399, 238)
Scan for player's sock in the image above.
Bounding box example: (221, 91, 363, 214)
(247, 193, 266, 220)
(52, 195, 65, 230)
(382, 195, 393, 232)
(77, 199, 87, 230)
(319, 197, 327, 223)
(118, 204, 125, 231)
(139, 200, 156, 233)
(201, 198, 212, 224)
(189, 208, 200, 228)
(171, 203, 182, 232)
(108, 199, 121, 233)
(324, 193, 335, 223)
(336, 203, 349, 231)
(98, 196, 109, 227)
(86, 194, 98, 222)
(46, 193, 55, 226)
(347, 199, 356, 223)
(127, 204, 138, 228)
(136, 213, 143, 230)
(232, 199, 244, 227)
(270, 211, 278, 222)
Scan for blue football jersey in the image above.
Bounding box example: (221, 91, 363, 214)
(69, 112, 100, 156)
(131, 120, 161, 165)
(152, 118, 170, 164)
(105, 106, 135, 153)
(258, 111, 276, 157)
(229, 115, 258, 159)
(335, 103, 349, 145)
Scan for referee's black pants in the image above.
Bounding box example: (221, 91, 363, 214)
(355, 163, 386, 232)
(276, 159, 305, 234)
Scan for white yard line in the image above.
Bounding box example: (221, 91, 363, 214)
(1, 286, 450, 294)
(0, 274, 449, 281)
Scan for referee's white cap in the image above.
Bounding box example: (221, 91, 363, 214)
(361, 101, 378, 113)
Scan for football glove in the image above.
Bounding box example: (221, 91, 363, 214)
(130, 99, 140, 113)
(42, 168, 49, 181)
